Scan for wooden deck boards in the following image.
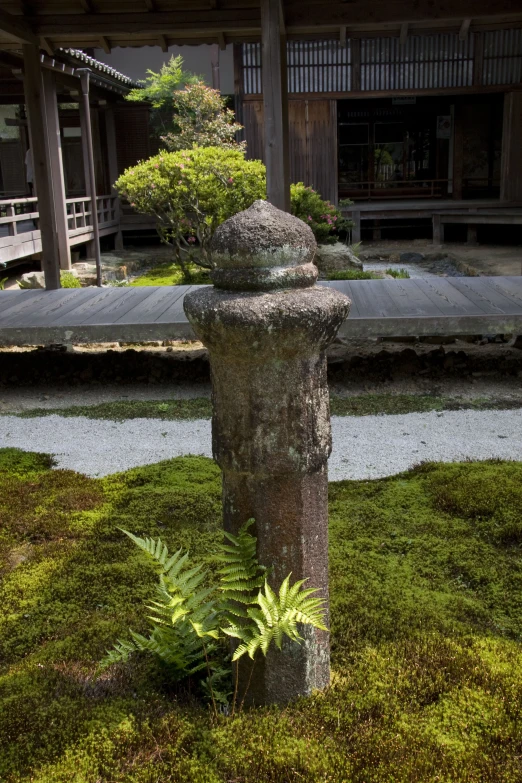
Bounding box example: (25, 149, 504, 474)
(1, 277, 522, 345)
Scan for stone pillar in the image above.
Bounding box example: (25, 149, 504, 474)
(184, 201, 350, 705)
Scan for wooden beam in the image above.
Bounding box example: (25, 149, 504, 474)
(0, 9, 39, 46)
(459, 18, 472, 41)
(287, 1, 515, 27)
(42, 69, 71, 271)
(40, 37, 54, 56)
(29, 10, 259, 38)
(158, 34, 168, 52)
(279, 1, 286, 36)
(399, 22, 408, 46)
(23, 44, 61, 289)
(260, 0, 290, 212)
(339, 25, 347, 47)
(217, 31, 226, 50)
(99, 35, 111, 53)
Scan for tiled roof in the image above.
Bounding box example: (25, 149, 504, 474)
(58, 48, 141, 88)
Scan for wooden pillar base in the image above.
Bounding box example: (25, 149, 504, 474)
(352, 211, 361, 244)
(433, 214, 444, 244)
(467, 224, 478, 245)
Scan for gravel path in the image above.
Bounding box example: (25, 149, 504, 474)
(1, 409, 521, 479)
(363, 257, 463, 279)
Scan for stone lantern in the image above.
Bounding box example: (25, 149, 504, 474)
(184, 200, 350, 704)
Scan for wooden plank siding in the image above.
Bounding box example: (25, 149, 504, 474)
(501, 92, 522, 202)
(240, 31, 522, 98)
(113, 104, 154, 177)
(244, 98, 338, 204)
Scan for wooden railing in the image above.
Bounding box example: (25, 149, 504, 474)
(66, 195, 118, 236)
(0, 197, 40, 246)
(339, 179, 449, 201)
(0, 195, 119, 262)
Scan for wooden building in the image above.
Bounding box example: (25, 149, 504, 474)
(0, 1, 521, 287)
(235, 30, 522, 239)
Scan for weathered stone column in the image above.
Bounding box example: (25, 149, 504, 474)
(184, 201, 350, 705)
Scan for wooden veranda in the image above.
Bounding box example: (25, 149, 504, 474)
(2, 276, 522, 344)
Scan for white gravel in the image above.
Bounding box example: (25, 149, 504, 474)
(1, 409, 522, 479)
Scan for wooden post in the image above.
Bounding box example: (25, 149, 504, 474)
(42, 69, 71, 271)
(233, 43, 245, 144)
(432, 214, 443, 244)
(467, 223, 478, 245)
(105, 104, 124, 251)
(210, 43, 220, 91)
(23, 44, 61, 289)
(77, 69, 102, 286)
(500, 92, 522, 203)
(260, 0, 290, 211)
(352, 210, 361, 243)
(452, 103, 464, 200)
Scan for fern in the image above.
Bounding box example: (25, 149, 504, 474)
(101, 522, 328, 707)
(100, 531, 220, 678)
(216, 519, 267, 620)
(222, 575, 327, 661)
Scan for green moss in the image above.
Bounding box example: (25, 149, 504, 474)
(330, 393, 447, 416)
(60, 272, 82, 288)
(17, 398, 213, 421)
(14, 394, 522, 423)
(130, 263, 211, 287)
(2, 449, 522, 781)
(385, 267, 410, 279)
(326, 269, 381, 280)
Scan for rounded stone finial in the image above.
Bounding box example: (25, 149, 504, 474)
(210, 200, 318, 291)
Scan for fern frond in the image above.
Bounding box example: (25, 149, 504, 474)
(120, 529, 181, 573)
(229, 577, 328, 660)
(99, 638, 137, 670)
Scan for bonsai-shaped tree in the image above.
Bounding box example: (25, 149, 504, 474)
(162, 83, 245, 152)
(125, 55, 202, 139)
(125, 55, 244, 150)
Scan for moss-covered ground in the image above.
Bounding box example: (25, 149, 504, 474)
(13, 392, 522, 421)
(2, 448, 522, 782)
(130, 263, 211, 287)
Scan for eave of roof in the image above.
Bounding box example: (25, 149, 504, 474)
(58, 47, 140, 89)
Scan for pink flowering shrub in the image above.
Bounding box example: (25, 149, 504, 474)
(115, 146, 266, 271)
(290, 183, 353, 244)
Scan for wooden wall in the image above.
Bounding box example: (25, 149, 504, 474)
(244, 98, 338, 204)
(500, 91, 522, 201)
(114, 104, 154, 175)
